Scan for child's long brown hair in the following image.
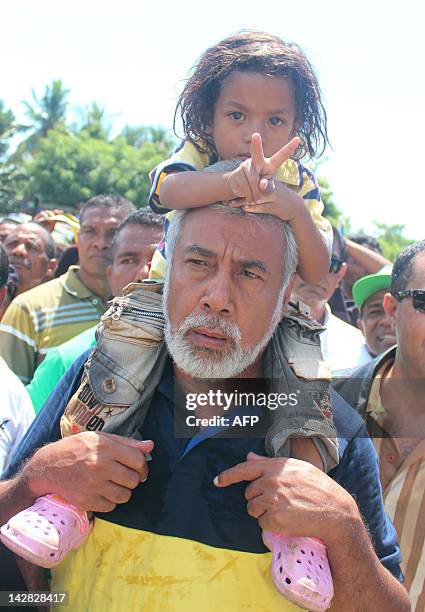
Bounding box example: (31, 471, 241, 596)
(175, 31, 329, 161)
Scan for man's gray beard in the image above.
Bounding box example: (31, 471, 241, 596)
(163, 285, 285, 379)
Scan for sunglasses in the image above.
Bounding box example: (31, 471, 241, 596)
(394, 289, 425, 313)
(329, 254, 344, 274)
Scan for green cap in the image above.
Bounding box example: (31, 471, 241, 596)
(352, 264, 392, 310)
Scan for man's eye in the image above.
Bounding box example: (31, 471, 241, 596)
(228, 111, 244, 121)
(121, 258, 136, 265)
(189, 259, 208, 267)
(242, 270, 260, 280)
(269, 116, 284, 126)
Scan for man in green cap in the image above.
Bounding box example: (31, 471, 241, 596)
(353, 264, 396, 360)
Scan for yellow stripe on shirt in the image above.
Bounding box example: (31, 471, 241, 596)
(52, 518, 302, 612)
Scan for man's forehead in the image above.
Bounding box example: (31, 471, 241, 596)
(80, 206, 126, 226)
(178, 209, 283, 262)
(408, 251, 425, 288)
(8, 224, 45, 243)
(363, 289, 387, 311)
(115, 225, 161, 252)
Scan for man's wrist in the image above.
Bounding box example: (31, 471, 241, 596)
(325, 504, 376, 567)
(20, 451, 51, 500)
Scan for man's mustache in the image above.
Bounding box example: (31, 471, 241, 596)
(176, 313, 241, 342)
(10, 257, 30, 269)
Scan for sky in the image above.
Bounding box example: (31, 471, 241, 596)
(2, 0, 424, 238)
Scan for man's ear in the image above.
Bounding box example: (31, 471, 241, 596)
(383, 292, 397, 329)
(45, 258, 58, 280)
(336, 262, 348, 284)
(282, 273, 298, 310)
(106, 264, 112, 284)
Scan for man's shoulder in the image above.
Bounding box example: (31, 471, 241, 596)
(332, 347, 396, 415)
(330, 388, 365, 445)
(55, 326, 97, 360)
(12, 275, 67, 310)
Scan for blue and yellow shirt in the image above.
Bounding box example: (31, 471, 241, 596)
(5, 353, 403, 611)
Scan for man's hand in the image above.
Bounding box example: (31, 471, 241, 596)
(21, 432, 154, 513)
(226, 134, 300, 206)
(214, 452, 357, 544)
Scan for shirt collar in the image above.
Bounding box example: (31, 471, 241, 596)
(275, 158, 303, 187)
(61, 265, 101, 300)
(366, 357, 395, 426)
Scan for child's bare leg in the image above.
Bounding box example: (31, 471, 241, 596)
(291, 437, 325, 471)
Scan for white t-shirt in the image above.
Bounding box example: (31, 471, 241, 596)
(320, 305, 373, 372)
(0, 356, 35, 474)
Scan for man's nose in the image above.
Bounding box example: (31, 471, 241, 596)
(134, 260, 150, 282)
(93, 233, 112, 250)
(200, 273, 234, 316)
(12, 242, 26, 256)
(381, 311, 393, 328)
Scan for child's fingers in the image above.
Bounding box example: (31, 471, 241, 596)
(250, 133, 266, 171)
(243, 203, 271, 214)
(243, 162, 262, 202)
(269, 137, 301, 173)
(227, 198, 247, 208)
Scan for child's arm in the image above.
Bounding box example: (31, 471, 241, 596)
(244, 181, 330, 283)
(158, 137, 300, 210)
(159, 169, 237, 209)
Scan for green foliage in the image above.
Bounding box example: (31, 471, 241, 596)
(372, 222, 415, 262)
(24, 129, 170, 208)
(77, 103, 111, 140)
(0, 101, 16, 159)
(0, 163, 28, 213)
(120, 125, 175, 150)
(18, 80, 70, 155)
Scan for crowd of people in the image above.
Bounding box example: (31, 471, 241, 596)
(0, 30, 421, 612)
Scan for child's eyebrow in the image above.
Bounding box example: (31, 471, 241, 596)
(225, 100, 292, 115)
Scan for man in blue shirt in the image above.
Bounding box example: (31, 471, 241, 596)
(1, 205, 409, 610)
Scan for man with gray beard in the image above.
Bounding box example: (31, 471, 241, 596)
(0, 205, 408, 611)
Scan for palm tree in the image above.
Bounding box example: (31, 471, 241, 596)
(78, 102, 111, 140)
(18, 80, 70, 155)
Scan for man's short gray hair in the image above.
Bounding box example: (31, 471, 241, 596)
(166, 205, 298, 293)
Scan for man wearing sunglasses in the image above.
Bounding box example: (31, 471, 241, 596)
(334, 239, 425, 611)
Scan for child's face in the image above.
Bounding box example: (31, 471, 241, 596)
(210, 71, 297, 160)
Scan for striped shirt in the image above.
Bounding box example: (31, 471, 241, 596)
(366, 359, 425, 611)
(0, 266, 104, 384)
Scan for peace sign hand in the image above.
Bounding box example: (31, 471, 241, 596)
(226, 133, 300, 206)
(251, 132, 300, 195)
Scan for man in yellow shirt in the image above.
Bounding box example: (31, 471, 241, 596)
(0, 195, 135, 383)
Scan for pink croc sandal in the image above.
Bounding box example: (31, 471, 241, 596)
(263, 531, 333, 611)
(0, 494, 91, 568)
